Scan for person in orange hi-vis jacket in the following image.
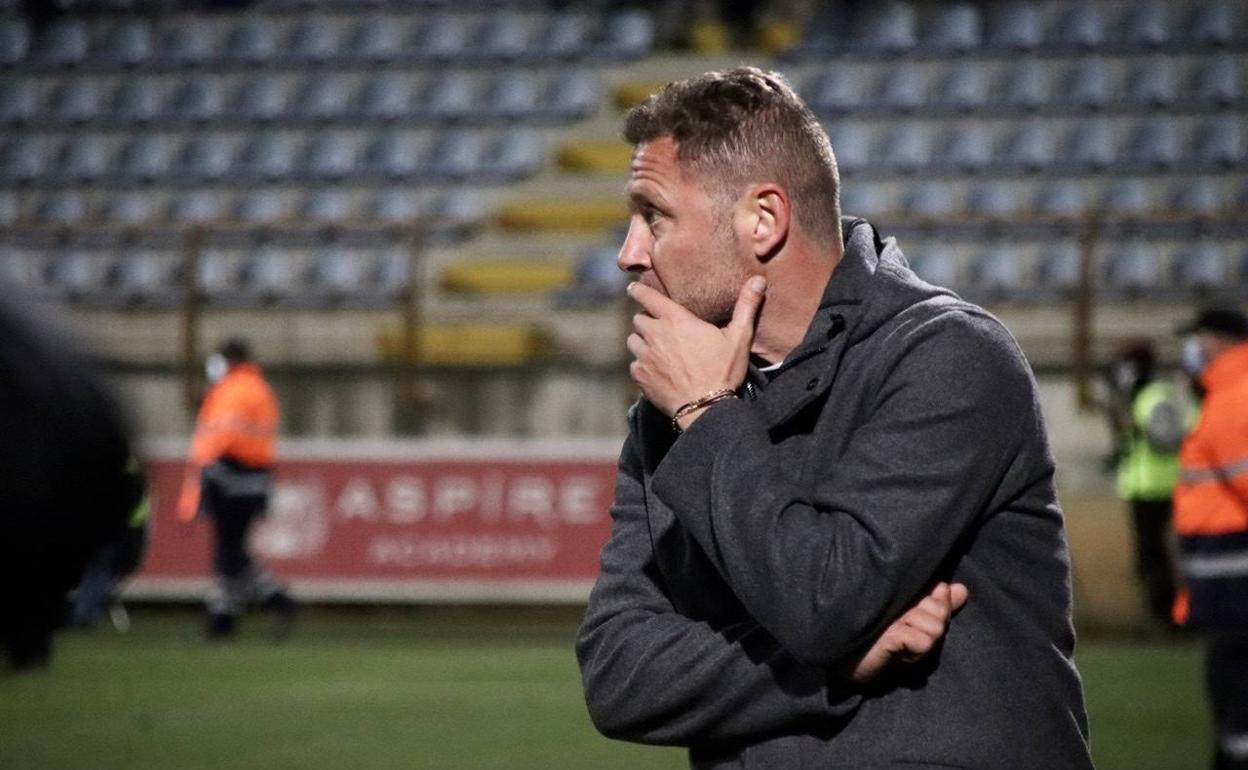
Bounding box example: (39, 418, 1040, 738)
(176, 337, 296, 639)
(1173, 304, 1248, 770)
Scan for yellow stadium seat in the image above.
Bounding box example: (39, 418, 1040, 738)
(556, 141, 632, 173)
(376, 324, 555, 365)
(440, 260, 573, 295)
(613, 81, 668, 111)
(755, 19, 801, 54)
(496, 199, 626, 233)
(688, 18, 730, 53)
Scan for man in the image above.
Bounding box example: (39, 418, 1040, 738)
(576, 68, 1092, 768)
(1173, 305, 1248, 769)
(177, 337, 296, 639)
(1109, 341, 1184, 626)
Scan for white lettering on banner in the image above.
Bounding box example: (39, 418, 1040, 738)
(561, 476, 599, 525)
(368, 535, 558, 568)
(337, 477, 381, 520)
(386, 476, 426, 524)
(510, 476, 556, 527)
(253, 481, 329, 560)
(434, 476, 478, 521)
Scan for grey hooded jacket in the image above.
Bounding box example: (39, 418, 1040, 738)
(577, 218, 1093, 769)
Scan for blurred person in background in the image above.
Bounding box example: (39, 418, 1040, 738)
(0, 296, 136, 669)
(1107, 340, 1185, 627)
(1172, 304, 1248, 770)
(577, 68, 1092, 769)
(176, 337, 296, 640)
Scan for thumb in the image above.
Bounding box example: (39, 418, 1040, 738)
(729, 276, 767, 341)
(949, 583, 969, 613)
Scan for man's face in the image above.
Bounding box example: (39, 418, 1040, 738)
(617, 136, 751, 327)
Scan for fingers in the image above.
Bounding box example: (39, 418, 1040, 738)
(626, 333, 646, 360)
(949, 582, 969, 612)
(632, 313, 657, 338)
(727, 276, 767, 341)
(627, 281, 689, 320)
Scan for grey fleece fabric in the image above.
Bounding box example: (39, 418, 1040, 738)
(577, 218, 1094, 769)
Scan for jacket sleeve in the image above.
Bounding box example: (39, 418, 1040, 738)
(649, 310, 1036, 668)
(576, 427, 859, 747)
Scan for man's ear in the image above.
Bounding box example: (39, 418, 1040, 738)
(741, 183, 790, 262)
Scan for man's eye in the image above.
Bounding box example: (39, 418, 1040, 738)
(643, 208, 662, 225)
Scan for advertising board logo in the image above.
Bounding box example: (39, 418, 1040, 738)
(251, 480, 330, 561)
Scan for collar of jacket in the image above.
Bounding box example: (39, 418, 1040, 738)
(746, 217, 887, 429)
(1202, 340, 1248, 394)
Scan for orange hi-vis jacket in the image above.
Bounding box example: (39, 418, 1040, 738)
(177, 363, 278, 521)
(1173, 340, 1248, 627)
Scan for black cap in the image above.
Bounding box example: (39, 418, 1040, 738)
(1178, 305, 1248, 339)
(219, 336, 252, 362)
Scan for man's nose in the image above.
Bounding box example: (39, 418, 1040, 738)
(616, 218, 651, 274)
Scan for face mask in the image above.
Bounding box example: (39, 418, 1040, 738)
(1181, 337, 1206, 378)
(205, 353, 228, 384)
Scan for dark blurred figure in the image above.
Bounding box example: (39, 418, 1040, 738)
(67, 456, 149, 630)
(176, 337, 296, 639)
(1107, 340, 1185, 626)
(0, 297, 136, 669)
(1172, 304, 1248, 770)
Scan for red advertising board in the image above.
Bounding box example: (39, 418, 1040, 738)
(131, 440, 621, 602)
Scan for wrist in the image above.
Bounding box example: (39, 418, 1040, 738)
(671, 388, 738, 433)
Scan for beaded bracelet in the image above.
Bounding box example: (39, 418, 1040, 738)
(672, 388, 738, 433)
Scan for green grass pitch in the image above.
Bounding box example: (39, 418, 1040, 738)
(0, 608, 1209, 770)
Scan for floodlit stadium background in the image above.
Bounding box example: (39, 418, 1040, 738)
(0, 0, 1243, 767)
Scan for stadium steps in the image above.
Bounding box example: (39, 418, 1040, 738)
(375, 323, 555, 365)
(440, 260, 573, 295)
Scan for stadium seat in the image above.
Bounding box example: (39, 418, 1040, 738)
(370, 248, 411, 301)
(162, 24, 215, 66)
(361, 131, 419, 179)
(482, 72, 537, 119)
(930, 63, 987, 111)
(48, 78, 101, 124)
(876, 65, 925, 111)
(44, 251, 102, 301)
(426, 131, 482, 179)
(1123, 120, 1179, 168)
(0, 189, 18, 226)
(441, 259, 572, 295)
(1035, 242, 1081, 295)
(420, 74, 473, 122)
(600, 9, 655, 59)
(1238, 247, 1248, 288)
(0, 76, 36, 123)
(1115, 0, 1168, 49)
(473, 14, 529, 60)
(105, 252, 178, 306)
(1063, 119, 1115, 170)
(346, 16, 403, 62)
(110, 77, 160, 123)
(1033, 180, 1087, 218)
(1100, 179, 1153, 215)
(966, 181, 1021, 218)
(173, 134, 233, 182)
(306, 248, 368, 303)
(0, 16, 29, 66)
(234, 76, 288, 122)
(899, 182, 953, 218)
(171, 78, 226, 122)
(807, 69, 858, 114)
(100, 17, 153, 66)
(167, 190, 223, 224)
(1055, 59, 1111, 109)
(225, 18, 279, 64)
(497, 197, 619, 233)
(873, 125, 928, 173)
(101, 191, 157, 225)
(853, 0, 917, 53)
(996, 122, 1055, 171)
(0, 136, 47, 183)
(908, 246, 960, 288)
(934, 125, 990, 172)
(358, 74, 411, 121)
(286, 17, 338, 63)
(838, 183, 889, 217)
(1171, 241, 1227, 293)
(967, 245, 1027, 301)
(0, 251, 40, 291)
(238, 132, 297, 182)
(826, 122, 870, 172)
(1102, 241, 1160, 296)
(556, 241, 629, 306)
(36, 18, 90, 67)
(238, 249, 298, 304)
(301, 132, 356, 180)
(546, 71, 597, 120)
(367, 190, 422, 224)
(410, 15, 468, 61)
(487, 130, 542, 179)
(115, 134, 173, 182)
(294, 75, 350, 121)
(1188, 117, 1244, 168)
(36, 191, 89, 225)
(995, 61, 1048, 111)
(1167, 177, 1222, 215)
(926, 2, 981, 52)
(1049, 2, 1105, 49)
(196, 250, 240, 302)
(1189, 55, 1240, 107)
(533, 11, 589, 59)
(55, 135, 110, 182)
(302, 190, 354, 225)
(1121, 59, 1176, 107)
(985, 2, 1043, 50)
(433, 189, 486, 230)
(234, 191, 292, 225)
(1180, 0, 1234, 47)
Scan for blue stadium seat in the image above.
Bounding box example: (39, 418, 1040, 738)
(197, 250, 240, 302)
(410, 15, 468, 61)
(1188, 117, 1244, 168)
(985, 2, 1043, 50)
(930, 63, 987, 111)
(1123, 120, 1179, 168)
(225, 18, 279, 64)
(838, 183, 889, 217)
(1180, 0, 1234, 47)
(361, 131, 419, 179)
(1238, 247, 1248, 288)
(0, 136, 47, 183)
(1189, 55, 1240, 107)
(105, 252, 178, 306)
(1102, 242, 1160, 297)
(234, 76, 288, 122)
(110, 77, 160, 123)
(368, 249, 411, 301)
(934, 125, 990, 171)
(967, 245, 1027, 301)
(358, 74, 411, 121)
(0, 77, 37, 124)
(876, 65, 925, 111)
(55, 135, 110, 182)
(873, 125, 928, 172)
(926, 2, 981, 52)
(367, 190, 422, 224)
(1063, 120, 1115, 170)
(1055, 59, 1111, 109)
(420, 74, 473, 121)
(1033, 180, 1087, 218)
(854, 1, 917, 53)
(0, 17, 29, 67)
(0, 250, 40, 291)
(162, 24, 215, 66)
(0, 190, 19, 226)
(346, 16, 403, 62)
(1115, 0, 1168, 49)
(168, 191, 223, 224)
(301, 132, 356, 180)
(1171, 241, 1227, 293)
(966, 181, 1021, 218)
(234, 191, 292, 224)
(546, 71, 597, 120)
(301, 190, 354, 224)
(807, 69, 858, 114)
(533, 11, 589, 59)
(826, 123, 870, 172)
(306, 249, 367, 301)
(171, 78, 226, 122)
(1167, 178, 1222, 215)
(600, 9, 654, 59)
(36, 191, 88, 225)
(899, 182, 953, 218)
(173, 134, 233, 182)
(996, 122, 1055, 171)
(238, 249, 298, 304)
(1100, 179, 1153, 215)
(37, 18, 90, 67)
(473, 14, 529, 60)
(44, 251, 102, 301)
(1121, 59, 1175, 107)
(293, 75, 350, 121)
(48, 78, 102, 124)
(488, 129, 542, 179)
(115, 134, 173, 182)
(907, 245, 960, 288)
(426, 131, 482, 180)
(286, 17, 338, 63)
(100, 17, 153, 66)
(432, 189, 485, 228)
(101, 191, 157, 225)
(1049, 2, 1105, 49)
(482, 72, 537, 119)
(238, 132, 297, 182)
(1035, 242, 1081, 295)
(995, 61, 1048, 111)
